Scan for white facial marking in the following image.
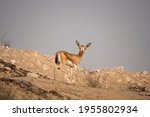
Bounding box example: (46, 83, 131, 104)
(80, 47, 85, 51)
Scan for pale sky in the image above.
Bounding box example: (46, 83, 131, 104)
(0, 0, 150, 71)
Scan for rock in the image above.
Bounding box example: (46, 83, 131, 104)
(10, 59, 16, 65)
(27, 72, 38, 78)
(118, 79, 122, 83)
(5, 67, 11, 71)
(0, 64, 4, 68)
(118, 66, 124, 71)
(137, 82, 143, 87)
(48, 56, 55, 61)
(43, 64, 49, 70)
(143, 71, 149, 75)
(125, 77, 131, 82)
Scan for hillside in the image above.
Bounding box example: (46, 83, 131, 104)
(0, 46, 150, 99)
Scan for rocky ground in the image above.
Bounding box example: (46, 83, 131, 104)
(0, 46, 150, 100)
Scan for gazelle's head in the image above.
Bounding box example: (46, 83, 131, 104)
(76, 40, 91, 52)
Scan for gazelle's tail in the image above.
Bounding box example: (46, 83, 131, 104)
(55, 52, 60, 65)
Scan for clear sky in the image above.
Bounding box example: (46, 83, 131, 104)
(0, 0, 150, 71)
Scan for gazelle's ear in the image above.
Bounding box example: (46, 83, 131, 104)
(86, 43, 91, 48)
(76, 40, 80, 47)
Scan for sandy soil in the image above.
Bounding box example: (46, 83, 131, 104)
(0, 46, 150, 100)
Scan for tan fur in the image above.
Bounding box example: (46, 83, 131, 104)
(55, 40, 91, 68)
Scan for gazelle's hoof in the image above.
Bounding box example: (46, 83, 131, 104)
(57, 67, 60, 70)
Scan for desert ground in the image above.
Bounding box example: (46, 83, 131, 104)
(0, 46, 150, 100)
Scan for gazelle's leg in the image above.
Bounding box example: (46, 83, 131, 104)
(70, 67, 73, 75)
(73, 64, 77, 70)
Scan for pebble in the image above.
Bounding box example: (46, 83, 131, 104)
(10, 59, 16, 64)
(27, 72, 38, 78)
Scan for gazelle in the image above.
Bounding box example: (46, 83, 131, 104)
(55, 40, 91, 69)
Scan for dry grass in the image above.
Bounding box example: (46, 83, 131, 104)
(86, 76, 99, 88)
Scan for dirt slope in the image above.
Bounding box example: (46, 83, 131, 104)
(0, 46, 150, 100)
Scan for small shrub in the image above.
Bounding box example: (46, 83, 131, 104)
(87, 77, 99, 88)
(4, 41, 11, 48)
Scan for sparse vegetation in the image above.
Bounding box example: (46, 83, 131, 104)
(87, 76, 99, 88)
(0, 32, 11, 48)
(4, 40, 10, 48)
